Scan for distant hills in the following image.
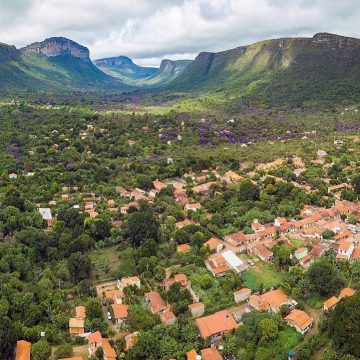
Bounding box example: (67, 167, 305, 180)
(169, 33, 360, 107)
(94, 56, 192, 86)
(0, 33, 359, 108)
(0, 37, 128, 92)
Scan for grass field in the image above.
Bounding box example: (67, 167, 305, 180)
(90, 246, 120, 282)
(243, 261, 287, 291)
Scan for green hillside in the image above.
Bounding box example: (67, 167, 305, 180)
(168, 33, 360, 107)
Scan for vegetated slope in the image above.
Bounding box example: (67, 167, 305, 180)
(168, 33, 360, 107)
(94, 56, 157, 83)
(0, 37, 128, 92)
(94, 56, 192, 86)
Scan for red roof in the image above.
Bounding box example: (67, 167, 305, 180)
(88, 331, 102, 344)
(196, 310, 237, 338)
(15, 340, 31, 360)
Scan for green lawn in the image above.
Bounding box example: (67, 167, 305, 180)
(243, 262, 287, 291)
(288, 237, 304, 249)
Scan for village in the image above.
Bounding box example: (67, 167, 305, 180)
(12, 137, 360, 360)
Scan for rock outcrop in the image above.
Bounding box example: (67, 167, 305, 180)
(0, 42, 20, 62)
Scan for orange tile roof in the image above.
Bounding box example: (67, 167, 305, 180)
(15, 340, 31, 360)
(338, 288, 355, 299)
(186, 349, 198, 360)
(145, 291, 167, 313)
(102, 338, 116, 360)
(285, 309, 313, 331)
(352, 247, 360, 260)
(174, 273, 188, 283)
(75, 306, 86, 319)
(324, 296, 339, 310)
(249, 289, 288, 312)
(201, 348, 223, 360)
(160, 310, 176, 324)
(176, 243, 191, 253)
(234, 288, 251, 295)
(111, 304, 128, 319)
(203, 237, 221, 250)
(189, 302, 204, 309)
(88, 331, 102, 344)
(124, 332, 138, 352)
(105, 289, 124, 301)
(338, 241, 352, 251)
(196, 310, 237, 338)
(69, 318, 84, 328)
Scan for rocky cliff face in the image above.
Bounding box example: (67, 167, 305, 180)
(0, 42, 20, 62)
(22, 37, 90, 60)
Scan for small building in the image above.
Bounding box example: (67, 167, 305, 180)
(189, 302, 205, 318)
(337, 241, 354, 260)
(201, 348, 223, 360)
(222, 250, 246, 273)
(254, 244, 273, 262)
(124, 332, 139, 352)
(69, 318, 85, 336)
(15, 340, 31, 360)
(285, 309, 313, 335)
(144, 291, 176, 325)
(196, 310, 237, 342)
(185, 203, 201, 212)
(104, 289, 124, 305)
(323, 296, 339, 311)
(249, 289, 292, 313)
(38, 208, 53, 228)
(203, 238, 224, 253)
(111, 304, 129, 324)
(338, 287, 355, 300)
(205, 255, 229, 277)
(102, 338, 117, 360)
(234, 288, 251, 303)
(177, 243, 191, 253)
(88, 331, 103, 356)
(75, 306, 86, 320)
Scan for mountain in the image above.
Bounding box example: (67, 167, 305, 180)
(94, 56, 192, 86)
(94, 56, 157, 83)
(168, 33, 360, 107)
(0, 37, 128, 93)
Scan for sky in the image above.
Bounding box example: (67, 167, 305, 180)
(0, 0, 359, 67)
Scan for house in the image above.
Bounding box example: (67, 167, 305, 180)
(69, 318, 85, 336)
(104, 289, 124, 305)
(224, 232, 248, 247)
(251, 220, 265, 232)
(144, 291, 176, 325)
(102, 338, 117, 360)
(192, 181, 217, 194)
(162, 273, 189, 291)
(88, 331, 103, 356)
(337, 241, 354, 260)
(196, 310, 237, 342)
(175, 219, 196, 229)
(221, 170, 243, 183)
(274, 217, 287, 228)
(201, 348, 223, 360)
(249, 289, 292, 313)
(338, 287, 355, 300)
(38, 208, 53, 228)
(334, 231, 352, 242)
(285, 309, 313, 335)
(203, 238, 224, 253)
(294, 247, 308, 260)
(173, 188, 188, 205)
(323, 296, 339, 311)
(222, 250, 247, 273)
(111, 304, 128, 324)
(205, 255, 229, 277)
(234, 288, 251, 303)
(15, 340, 31, 360)
(328, 183, 352, 195)
(189, 302, 205, 318)
(117, 276, 141, 291)
(185, 203, 201, 211)
(75, 306, 86, 320)
(153, 179, 167, 191)
(254, 244, 273, 262)
(257, 226, 276, 240)
(177, 243, 191, 253)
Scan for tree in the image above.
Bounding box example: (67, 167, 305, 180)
(258, 318, 278, 344)
(307, 257, 344, 296)
(32, 339, 51, 360)
(328, 294, 360, 357)
(238, 179, 260, 202)
(88, 218, 111, 241)
(126, 203, 159, 247)
(55, 343, 73, 359)
(352, 175, 360, 195)
(273, 245, 292, 270)
(280, 304, 290, 317)
(322, 229, 335, 240)
(67, 252, 92, 283)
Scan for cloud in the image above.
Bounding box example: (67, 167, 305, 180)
(0, 0, 359, 66)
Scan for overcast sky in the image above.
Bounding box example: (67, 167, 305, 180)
(0, 0, 359, 66)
